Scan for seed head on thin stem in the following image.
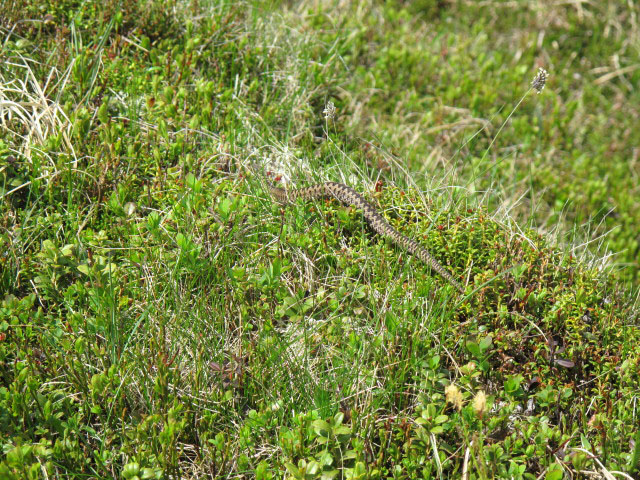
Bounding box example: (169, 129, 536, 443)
(470, 67, 550, 179)
(323, 101, 336, 120)
(531, 67, 548, 94)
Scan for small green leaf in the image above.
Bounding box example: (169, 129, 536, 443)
(545, 464, 563, 480)
(176, 233, 187, 249)
(284, 462, 300, 477)
(306, 461, 320, 475)
(317, 450, 333, 466)
(434, 414, 449, 424)
(428, 355, 440, 370)
(97, 102, 109, 124)
(122, 462, 140, 479)
(231, 267, 245, 280)
(218, 198, 232, 220)
(321, 470, 339, 480)
(343, 449, 358, 461)
(336, 208, 350, 223)
(466, 341, 481, 358)
(353, 462, 366, 475)
(312, 419, 331, 438)
(479, 335, 493, 352)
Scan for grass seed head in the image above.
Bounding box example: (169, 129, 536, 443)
(323, 100, 336, 120)
(531, 67, 548, 94)
(445, 383, 463, 411)
(473, 390, 487, 418)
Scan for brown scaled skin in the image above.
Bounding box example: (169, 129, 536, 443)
(267, 180, 465, 294)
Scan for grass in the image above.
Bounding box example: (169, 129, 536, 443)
(1, 0, 639, 478)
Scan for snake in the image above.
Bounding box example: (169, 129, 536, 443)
(264, 178, 465, 293)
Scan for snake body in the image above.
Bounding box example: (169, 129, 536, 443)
(267, 180, 464, 293)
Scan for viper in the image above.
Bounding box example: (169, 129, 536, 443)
(264, 178, 465, 294)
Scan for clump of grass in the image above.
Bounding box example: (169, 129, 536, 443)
(0, 58, 74, 158)
(1, 1, 639, 479)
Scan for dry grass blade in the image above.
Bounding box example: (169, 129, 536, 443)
(0, 56, 75, 161)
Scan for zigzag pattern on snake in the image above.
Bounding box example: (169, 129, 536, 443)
(266, 180, 465, 293)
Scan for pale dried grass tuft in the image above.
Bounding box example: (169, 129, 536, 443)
(0, 56, 75, 161)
